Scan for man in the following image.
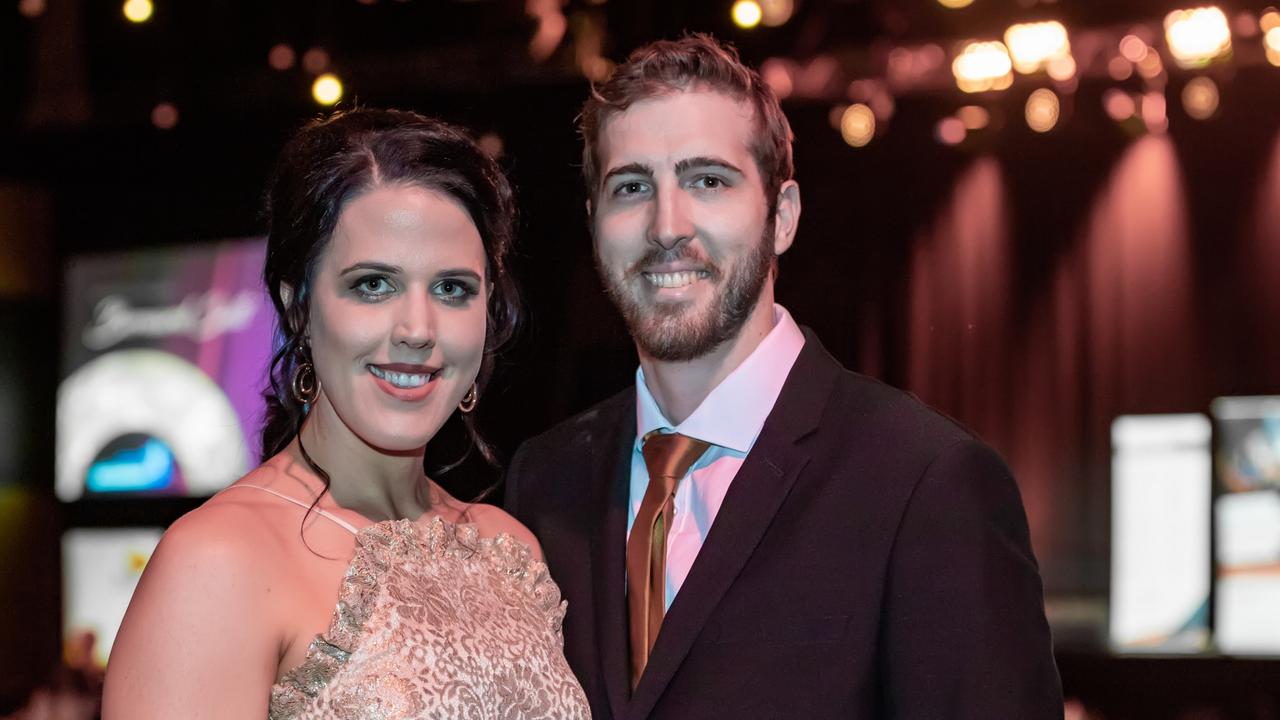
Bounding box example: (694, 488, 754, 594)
(506, 34, 1062, 719)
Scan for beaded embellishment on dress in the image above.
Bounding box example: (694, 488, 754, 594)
(267, 516, 589, 720)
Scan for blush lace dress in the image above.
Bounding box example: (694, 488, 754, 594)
(225, 484, 590, 720)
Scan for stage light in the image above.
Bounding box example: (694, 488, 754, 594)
(1004, 21, 1071, 75)
(732, 0, 763, 29)
(1104, 89, 1137, 121)
(760, 0, 795, 27)
(952, 41, 1014, 93)
(1119, 34, 1149, 63)
(312, 74, 343, 105)
(937, 0, 975, 8)
(957, 105, 990, 130)
(268, 44, 296, 71)
(936, 117, 966, 145)
(1025, 88, 1060, 132)
(1165, 7, 1232, 69)
(1142, 91, 1168, 132)
(1182, 76, 1219, 119)
(840, 104, 876, 147)
(123, 0, 153, 23)
(151, 102, 178, 130)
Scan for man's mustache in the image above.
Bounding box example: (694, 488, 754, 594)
(626, 247, 720, 278)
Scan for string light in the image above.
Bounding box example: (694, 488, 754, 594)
(1025, 88, 1060, 132)
(122, 0, 153, 23)
(1004, 21, 1072, 75)
(731, 0, 763, 29)
(312, 73, 344, 105)
(840, 104, 876, 147)
(1182, 76, 1219, 119)
(952, 41, 1014, 93)
(1164, 7, 1232, 69)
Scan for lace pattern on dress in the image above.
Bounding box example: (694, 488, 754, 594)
(268, 516, 585, 720)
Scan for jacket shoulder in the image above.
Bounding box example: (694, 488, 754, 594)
(515, 387, 632, 459)
(824, 367, 985, 458)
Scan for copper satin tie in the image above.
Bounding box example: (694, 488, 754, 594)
(627, 431, 711, 689)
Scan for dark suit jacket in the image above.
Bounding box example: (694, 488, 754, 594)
(505, 330, 1063, 719)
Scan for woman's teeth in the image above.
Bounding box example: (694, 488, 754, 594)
(368, 366, 434, 388)
(644, 270, 710, 289)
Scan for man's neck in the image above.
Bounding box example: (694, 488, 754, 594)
(638, 288, 777, 426)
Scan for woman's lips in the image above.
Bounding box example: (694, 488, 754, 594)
(367, 364, 439, 402)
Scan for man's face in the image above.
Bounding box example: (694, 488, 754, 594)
(590, 89, 783, 362)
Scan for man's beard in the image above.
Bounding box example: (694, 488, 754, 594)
(595, 224, 775, 363)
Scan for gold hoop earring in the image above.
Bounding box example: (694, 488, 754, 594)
(459, 383, 477, 414)
(291, 362, 320, 405)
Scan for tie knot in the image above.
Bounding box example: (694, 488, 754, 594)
(641, 431, 710, 487)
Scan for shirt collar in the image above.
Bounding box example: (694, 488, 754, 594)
(634, 304, 806, 453)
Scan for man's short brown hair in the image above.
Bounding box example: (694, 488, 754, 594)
(579, 34, 795, 215)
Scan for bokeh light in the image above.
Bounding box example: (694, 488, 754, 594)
(1119, 34, 1150, 63)
(1104, 89, 1138, 121)
(937, 0, 975, 8)
(952, 41, 1014, 93)
(936, 117, 967, 145)
(150, 102, 178, 130)
(1004, 21, 1072, 75)
(840, 104, 876, 147)
(759, 0, 795, 27)
(123, 0, 153, 23)
(1181, 76, 1219, 119)
(303, 48, 331, 75)
(312, 73, 344, 105)
(1164, 6, 1232, 69)
(268, 44, 296, 71)
(957, 105, 990, 130)
(1025, 88, 1060, 133)
(1137, 50, 1165, 79)
(1267, 27, 1280, 66)
(17, 0, 46, 18)
(1142, 91, 1168, 132)
(1109, 56, 1135, 81)
(731, 0, 763, 29)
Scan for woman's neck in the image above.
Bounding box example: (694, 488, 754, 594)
(290, 396, 430, 523)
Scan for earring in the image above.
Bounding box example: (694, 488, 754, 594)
(291, 361, 320, 405)
(459, 383, 477, 414)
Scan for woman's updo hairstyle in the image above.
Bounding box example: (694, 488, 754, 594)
(260, 108, 519, 471)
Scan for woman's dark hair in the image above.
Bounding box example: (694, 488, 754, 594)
(259, 107, 519, 482)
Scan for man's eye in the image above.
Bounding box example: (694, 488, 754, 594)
(693, 176, 725, 190)
(615, 181, 649, 196)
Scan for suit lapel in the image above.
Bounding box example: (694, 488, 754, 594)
(627, 330, 842, 719)
(590, 396, 636, 720)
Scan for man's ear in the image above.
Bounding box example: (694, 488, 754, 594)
(771, 180, 802, 256)
(585, 197, 594, 218)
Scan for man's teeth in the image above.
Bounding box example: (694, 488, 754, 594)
(644, 270, 709, 289)
(369, 366, 434, 388)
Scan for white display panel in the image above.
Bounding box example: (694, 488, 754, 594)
(1212, 396, 1280, 656)
(62, 527, 164, 668)
(1109, 413, 1212, 652)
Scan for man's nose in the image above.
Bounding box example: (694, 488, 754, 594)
(649, 183, 694, 251)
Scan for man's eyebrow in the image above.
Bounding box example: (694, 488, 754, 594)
(339, 261, 402, 276)
(674, 156, 744, 176)
(602, 162, 655, 185)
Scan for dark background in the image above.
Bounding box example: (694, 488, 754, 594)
(2, 1, 1280, 716)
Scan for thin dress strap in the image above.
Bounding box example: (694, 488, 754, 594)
(220, 483, 360, 535)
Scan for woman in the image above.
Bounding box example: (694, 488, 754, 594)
(102, 109, 589, 719)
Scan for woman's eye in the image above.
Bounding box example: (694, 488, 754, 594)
(353, 276, 394, 297)
(435, 279, 476, 302)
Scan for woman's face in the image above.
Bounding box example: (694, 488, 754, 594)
(306, 183, 489, 452)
